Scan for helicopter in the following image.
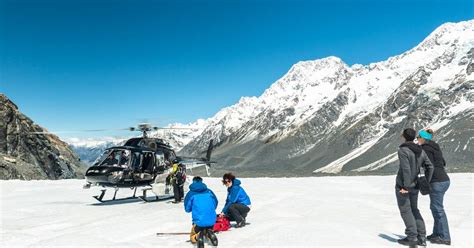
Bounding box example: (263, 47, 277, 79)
(79, 123, 215, 203)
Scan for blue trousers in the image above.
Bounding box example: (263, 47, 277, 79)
(429, 180, 451, 241)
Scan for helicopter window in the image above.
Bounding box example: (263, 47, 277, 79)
(118, 150, 130, 168)
(93, 150, 110, 165)
(131, 152, 142, 171)
(142, 152, 155, 172)
(155, 152, 165, 173)
(100, 151, 120, 166)
(169, 151, 176, 161)
(155, 151, 165, 166)
(98, 149, 131, 167)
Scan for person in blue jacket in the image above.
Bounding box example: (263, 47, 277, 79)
(184, 176, 218, 246)
(219, 173, 251, 228)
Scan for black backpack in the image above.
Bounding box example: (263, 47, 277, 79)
(175, 164, 186, 186)
(415, 151, 432, 195)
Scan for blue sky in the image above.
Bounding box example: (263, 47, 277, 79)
(0, 0, 472, 139)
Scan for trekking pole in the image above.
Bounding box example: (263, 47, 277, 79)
(156, 232, 190, 236)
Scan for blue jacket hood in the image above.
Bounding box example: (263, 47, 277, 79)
(189, 181, 208, 193)
(232, 178, 241, 186)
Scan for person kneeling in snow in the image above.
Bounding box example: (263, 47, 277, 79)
(184, 176, 219, 246)
(219, 173, 251, 228)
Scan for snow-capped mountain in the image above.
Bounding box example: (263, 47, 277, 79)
(67, 137, 125, 165)
(181, 20, 474, 176)
(149, 119, 209, 151)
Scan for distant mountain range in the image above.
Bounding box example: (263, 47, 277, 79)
(180, 20, 473, 176)
(68, 20, 473, 176)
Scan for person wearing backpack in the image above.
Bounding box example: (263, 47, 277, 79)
(184, 176, 219, 247)
(219, 173, 251, 228)
(417, 129, 451, 246)
(395, 128, 433, 247)
(170, 160, 185, 203)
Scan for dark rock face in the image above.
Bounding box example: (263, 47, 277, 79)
(0, 94, 86, 180)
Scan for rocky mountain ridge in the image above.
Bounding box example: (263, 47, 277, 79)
(0, 94, 86, 179)
(179, 20, 473, 176)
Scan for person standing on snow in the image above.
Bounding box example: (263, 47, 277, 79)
(219, 173, 251, 228)
(169, 159, 185, 203)
(395, 128, 433, 247)
(417, 129, 451, 246)
(184, 176, 219, 246)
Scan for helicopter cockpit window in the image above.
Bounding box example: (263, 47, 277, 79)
(98, 149, 131, 167)
(100, 151, 119, 166)
(93, 150, 109, 166)
(137, 139, 146, 148)
(137, 139, 155, 149)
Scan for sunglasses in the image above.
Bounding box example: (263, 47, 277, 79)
(222, 180, 231, 184)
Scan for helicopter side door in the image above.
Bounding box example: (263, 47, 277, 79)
(141, 152, 155, 173)
(131, 152, 142, 172)
(130, 151, 154, 182)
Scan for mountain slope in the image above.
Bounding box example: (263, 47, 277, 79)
(181, 20, 474, 176)
(0, 94, 87, 179)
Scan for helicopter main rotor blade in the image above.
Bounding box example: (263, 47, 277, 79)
(28, 128, 130, 135)
(154, 127, 201, 130)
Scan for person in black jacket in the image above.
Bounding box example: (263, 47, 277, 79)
(417, 129, 451, 246)
(395, 128, 433, 247)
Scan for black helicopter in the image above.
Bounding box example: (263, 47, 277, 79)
(81, 123, 215, 203)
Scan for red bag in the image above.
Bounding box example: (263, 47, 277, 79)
(213, 216, 231, 232)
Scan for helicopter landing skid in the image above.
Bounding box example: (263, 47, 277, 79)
(137, 188, 174, 203)
(92, 187, 139, 203)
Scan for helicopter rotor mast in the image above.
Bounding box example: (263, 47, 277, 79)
(129, 123, 159, 138)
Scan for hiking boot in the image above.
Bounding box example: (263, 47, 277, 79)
(429, 236, 451, 245)
(418, 236, 427, 246)
(427, 234, 437, 241)
(171, 200, 181, 204)
(397, 237, 418, 246)
(235, 219, 246, 228)
(206, 229, 218, 246)
(197, 232, 205, 248)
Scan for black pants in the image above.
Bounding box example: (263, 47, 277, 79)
(173, 181, 184, 202)
(194, 225, 214, 233)
(227, 203, 250, 223)
(396, 188, 426, 240)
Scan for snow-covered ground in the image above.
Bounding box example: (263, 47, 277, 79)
(1, 174, 472, 247)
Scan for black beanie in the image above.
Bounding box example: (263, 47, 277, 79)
(402, 128, 416, 141)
